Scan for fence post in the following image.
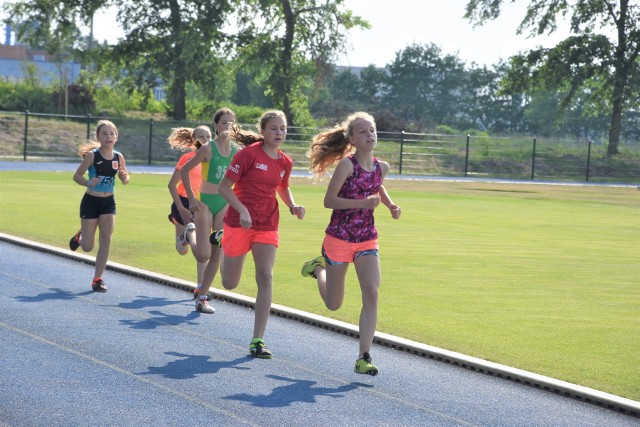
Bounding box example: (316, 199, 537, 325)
(86, 114, 92, 140)
(531, 138, 537, 180)
(23, 110, 29, 161)
(148, 118, 154, 165)
(399, 131, 404, 175)
(586, 140, 592, 182)
(464, 134, 470, 177)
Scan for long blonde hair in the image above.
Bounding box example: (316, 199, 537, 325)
(167, 126, 209, 152)
(77, 120, 118, 157)
(307, 112, 375, 180)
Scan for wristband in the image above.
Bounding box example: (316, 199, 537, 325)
(289, 205, 295, 215)
(86, 182, 92, 189)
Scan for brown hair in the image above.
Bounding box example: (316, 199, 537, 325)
(77, 120, 118, 157)
(213, 107, 236, 125)
(229, 110, 287, 147)
(307, 111, 375, 180)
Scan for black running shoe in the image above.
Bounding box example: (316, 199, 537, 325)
(69, 231, 81, 251)
(91, 279, 107, 292)
(209, 230, 223, 248)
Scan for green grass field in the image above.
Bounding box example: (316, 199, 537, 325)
(1, 171, 638, 401)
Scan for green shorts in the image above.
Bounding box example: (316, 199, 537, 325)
(200, 193, 227, 216)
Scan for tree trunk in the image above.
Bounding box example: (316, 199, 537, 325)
(281, 0, 295, 125)
(607, 96, 622, 156)
(607, 0, 629, 157)
(173, 77, 187, 121)
(169, 0, 186, 121)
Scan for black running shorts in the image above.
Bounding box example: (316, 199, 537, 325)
(80, 193, 116, 219)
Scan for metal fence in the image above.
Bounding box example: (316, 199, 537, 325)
(1, 110, 639, 183)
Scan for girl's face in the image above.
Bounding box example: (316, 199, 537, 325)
(215, 113, 235, 136)
(97, 125, 118, 146)
(193, 127, 212, 145)
(349, 118, 377, 150)
(261, 117, 287, 148)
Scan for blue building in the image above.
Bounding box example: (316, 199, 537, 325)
(0, 25, 81, 85)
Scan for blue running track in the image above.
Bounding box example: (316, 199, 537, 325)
(1, 239, 638, 427)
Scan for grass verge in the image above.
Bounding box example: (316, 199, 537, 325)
(0, 171, 638, 400)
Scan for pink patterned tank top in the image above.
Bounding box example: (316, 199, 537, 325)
(325, 155, 382, 243)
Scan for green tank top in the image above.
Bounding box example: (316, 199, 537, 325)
(201, 141, 237, 184)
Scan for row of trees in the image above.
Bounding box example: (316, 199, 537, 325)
(3, 47, 638, 150)
(3, 0, 367, 126)
(314, 44, 639, 146)
(3, 0, 639, 156)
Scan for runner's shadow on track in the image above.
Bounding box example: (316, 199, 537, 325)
(223, 374, 373, 407)
(139, 352, 252, 379)
(119, 310, 200, 329)
(15, 288, 83, 302)
(118, 296, 184, 310)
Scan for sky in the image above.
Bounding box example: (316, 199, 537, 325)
(335, 0, 572, 67)
(86, 0, 573, 68)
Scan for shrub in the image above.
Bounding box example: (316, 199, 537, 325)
(0, 81, 56, 113)
(435, 124, 460, 135)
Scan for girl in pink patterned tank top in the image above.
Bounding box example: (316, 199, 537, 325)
(302, 112, 402, 376)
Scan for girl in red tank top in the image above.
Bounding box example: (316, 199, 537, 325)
(217, 110, 306, 359)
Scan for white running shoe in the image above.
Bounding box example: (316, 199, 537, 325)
(176, 223, 195, 255)
(195, 298, 215, 314)
(183, 222, 196, 243)
(175, 235, 188, 255)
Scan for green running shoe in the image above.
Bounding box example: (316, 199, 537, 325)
(249, 338, 272, 359)
(301, 256, 325, 278)
(354, 352, 378, 376)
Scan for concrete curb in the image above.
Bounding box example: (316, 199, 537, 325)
(2, 232, 638, 418)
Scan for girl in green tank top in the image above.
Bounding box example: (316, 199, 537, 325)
(180, 108, 240, 313)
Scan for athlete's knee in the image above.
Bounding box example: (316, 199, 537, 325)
(254, 269, 273, 287)
(221, 279, 239, 290)
(361, 284, 379, 306)
(195, 247, 211, 263)
(80, 242, 94, 252)
(325, 298, 342, 311)
(221, 271, 240, 290)
(99, 234, 112, 245)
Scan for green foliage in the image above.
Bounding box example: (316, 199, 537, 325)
(234, 0, 369, 126)
(94, 85, 166, 117)
(20, 61, 43, 87)
(465, 0, 640, 155)
(0, 81, 56, 112)
(3, 0, 236, 121)
(385, 43, 467, 129)
(3, 0, 87, 59)
(4, 0, 639, 145)
(230, 69, 271, 108)
(185, 101, 266, 125)
(92, 86, 133, 115)
(312, 65, 387, 123)
(462, 128, 489, 137)
(51, 83, 96, 115)
(435, 124, 460, 135)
